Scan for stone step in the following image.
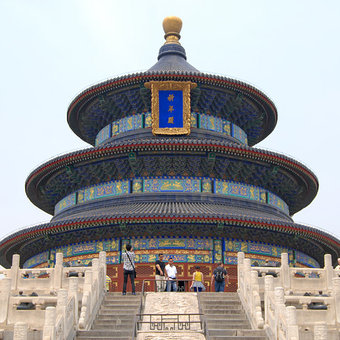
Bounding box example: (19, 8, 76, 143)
(100, 305, 139, 311)
(205, 315, 248, 321)
(77, 330, 132, 337)
(209, 335, 268, 340)
(208, 329, 267, 336)
(102, 302, 139, 306)
(201, 299, 240, 306)
(203, 309, 243, 315)
(200, 296, 241, 301)
(98, 310, 138, 316)
(96, 315, 134, 321)
(77, 336, 131, 340)
(207, 322, 251, 329)
(93, 319, 134, 328)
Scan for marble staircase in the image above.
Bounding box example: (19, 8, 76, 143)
(76, 292, 141, 340)
(199, 292, 268, 340)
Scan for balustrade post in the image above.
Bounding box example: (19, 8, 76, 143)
(264, 275, 274, 325)
(68, 277, 79, 324)
(274, 287, 285, 340)
(286, 306, 298, 340)
(243, 258, 251, 306)
(10, 254, 20, 290)
(53, 252, 63, 290)
(314, 322, 327, 340)
(42, 306, 56, 340)
(99, 251, 107, 290)
(0, 278, 11, 323)
(324, 254, 333, 290)
(251, 270, 263, 328)
(332, 277, 340, 323)
(91, 258, 100, 302)
(237, 252, 245, 290)
(57, 289, 68, 313)
(13, 322, 28, 340)
(281, 252, 290, 290)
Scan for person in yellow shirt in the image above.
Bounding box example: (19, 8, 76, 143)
(105, 275, 112, 292)
(190, 266, 206, 292)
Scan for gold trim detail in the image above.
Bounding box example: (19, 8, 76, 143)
(145, 81, 197, 135)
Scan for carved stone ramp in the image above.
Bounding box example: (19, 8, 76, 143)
(137, 292, 206, 340)
(76, 292, 141, 340)
(199, 292, 268, 340)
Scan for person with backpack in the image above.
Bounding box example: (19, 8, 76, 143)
(211, 262, 228, 292)
(122, 244, 136, 295)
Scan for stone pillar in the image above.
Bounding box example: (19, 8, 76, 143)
(332, 277, 340, 323)
(57, 289, 68, 313)
(10, 254, 20, 290)
(324, 254, 333, 290)
(68, 277, 78, 323)
(264, 275, 274, 325)
(99, 251, 107, 290)
(274, 287, 284, 304)
(53, 252, 63, 290)
(0, 278, 11, 323)
(314, 322, 327, 340)
(281, 252, 290, 290)
(42, 306, 56, 340)
(237, 252, 245, 290)
(92, 258, 99, 272)
(274, 287, 285, 340)
(286, 306, 299, 339)
(13, 322, 28, 340)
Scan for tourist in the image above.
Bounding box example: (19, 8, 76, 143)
(190, 266, 206, 292)
(105, 275, 112, 292)
(211, 262, 228, 292)
(122, 244, 136, 295)
(165, 257, 177, 292)
(335, 258, 340, 270)
(155, 253, 166, 292)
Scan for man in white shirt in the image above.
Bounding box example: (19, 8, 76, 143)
(165, 257, 177, 292)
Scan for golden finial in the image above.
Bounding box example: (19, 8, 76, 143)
(162, 16, 182, 45)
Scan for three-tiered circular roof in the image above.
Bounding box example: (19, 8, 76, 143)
(1, 16, 339, 268)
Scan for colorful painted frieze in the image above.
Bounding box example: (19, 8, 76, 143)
(143, 178, 200, 193)
(215, 180, 260, 201)
(54, 193, 77, 214)
(123, 237, 213, 251)
(222, 119, 231, 135)
(144, 112, 152, 128)
(191, 112, 198, 127)
(231, 124, 248, 145)
(111, 121, 119, 136)
(213, 239, 223, 263)
(94, 112, 247, 145)
(202, 178, 213, 193)
(119, 115, 143, 133)
(199, 113, 222, 133)
(81, 180, 129, 202)
(24, 251, 49, 268)
(267, 192, 289, 215)
(95, 124, 111, 146)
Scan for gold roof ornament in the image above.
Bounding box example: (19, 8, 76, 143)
(163, 16, 182, 45)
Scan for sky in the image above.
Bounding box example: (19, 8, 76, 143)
(0, 1, 339, 245)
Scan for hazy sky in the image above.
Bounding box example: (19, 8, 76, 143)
(1, 1, 339, 244)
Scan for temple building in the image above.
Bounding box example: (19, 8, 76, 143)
(1, 17, 339, 292)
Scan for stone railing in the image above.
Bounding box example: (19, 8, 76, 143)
(0, 251, 106, 340)
(237, 251, 340, 340)
(237, 252, 264, 329)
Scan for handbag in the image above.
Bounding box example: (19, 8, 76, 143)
(125, 251, 136, 278)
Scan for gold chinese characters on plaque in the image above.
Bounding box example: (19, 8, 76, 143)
(144, 81, 197, 135)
